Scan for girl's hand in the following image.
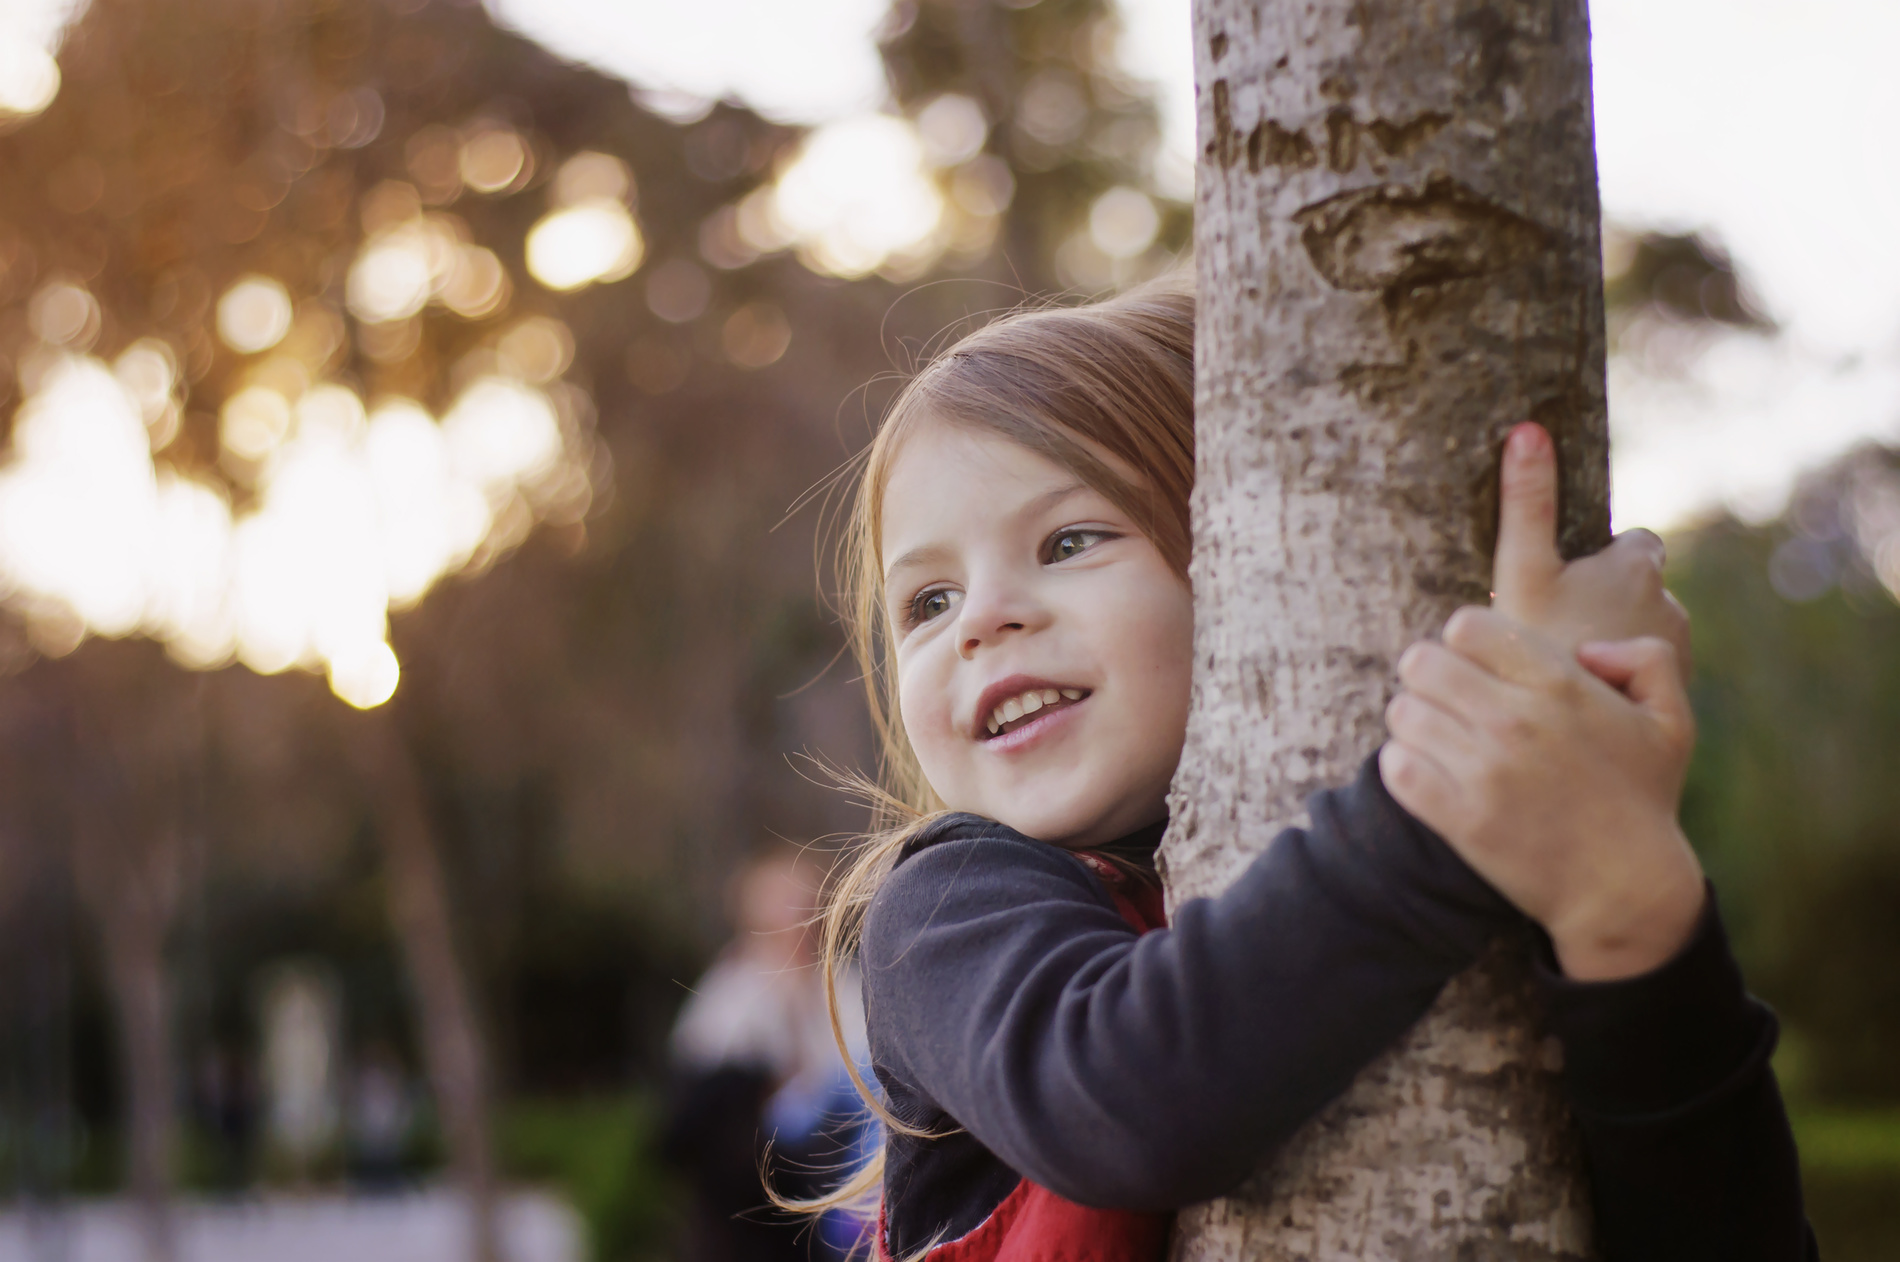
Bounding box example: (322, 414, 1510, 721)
(1492, 422, 1691, 675)
(1379, 610, 1707, 981)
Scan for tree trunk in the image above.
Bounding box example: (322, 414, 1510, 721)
(1160, 0, 1610, 1257)
(345, 707, 501, 1262)
(57, 651, 196, 1262)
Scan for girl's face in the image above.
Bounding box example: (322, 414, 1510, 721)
(880, 418, 1193, 847)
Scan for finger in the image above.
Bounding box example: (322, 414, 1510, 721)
(1492, 423, 1562, 610)
(1610, 527, 1667, 571)
(1378, 740, 1465, 837)
(1577, 637, 1694, 736)
(1439, 606, 1570, 689)
(1385, 688, 1480, 762)
(1398, 638, 1520, 728)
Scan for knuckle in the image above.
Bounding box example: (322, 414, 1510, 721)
(1380, 743, 1424, 793)
(1636, 635, 1676, 666)
(1551, 670, 1588, 706)
(1470, 756, 1510, 805)
(1482, 704, 1536, 744)
(1442, 605, 1488, 648)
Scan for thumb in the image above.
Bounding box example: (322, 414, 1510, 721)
(1492, 423, 1562, 613)
(1577, 637, 1694, 735)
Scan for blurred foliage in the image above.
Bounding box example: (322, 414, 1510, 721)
(0, 0, 1189, 1240)
(497, 1094, 670, 1262)
(877, 0, 1190, 289)
(1668, 444, 1900, 1260)
(1672, 445, 1900, 1104)
(1603, 227, 1773, 334)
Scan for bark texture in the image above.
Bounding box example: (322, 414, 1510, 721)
(1159, 0, 1610, 1257)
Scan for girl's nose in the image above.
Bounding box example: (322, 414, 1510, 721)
(956, 578, 1045, 660)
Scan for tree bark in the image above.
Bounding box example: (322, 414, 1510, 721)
(345, 707, 501, 1262)
(1160, 0, 1610, 1257)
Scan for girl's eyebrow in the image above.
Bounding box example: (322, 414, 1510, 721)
(883, 481, 1092, 585)
(885, 542, 951, 585)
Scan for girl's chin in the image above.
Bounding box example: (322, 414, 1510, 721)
(988, 795, 1130, 847)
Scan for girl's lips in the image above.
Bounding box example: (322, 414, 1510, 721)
(972, 675, 1091, 739)
(979, 691, 1087, 754)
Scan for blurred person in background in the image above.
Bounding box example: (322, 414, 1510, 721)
(193, 1042, 258, 1194)
(662, 851, 873, 1262)
(346, 1039, 416, 1192)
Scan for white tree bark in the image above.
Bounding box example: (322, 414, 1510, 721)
(1160, 0, 1610, 1257)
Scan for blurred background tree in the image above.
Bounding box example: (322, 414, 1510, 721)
(0, 0, 1190, 1258)
(0, 0, 1894, 1259)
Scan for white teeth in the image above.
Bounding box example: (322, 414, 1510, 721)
(986, 687, 1087, 736)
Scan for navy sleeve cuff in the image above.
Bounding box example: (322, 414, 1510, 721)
(1299, 755, 1522, 962)
(1535, 886, 1776, 1119)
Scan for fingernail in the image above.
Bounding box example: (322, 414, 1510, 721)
(1509, 423, 1550, 459)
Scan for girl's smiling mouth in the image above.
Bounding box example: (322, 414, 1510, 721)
(974, 677, 1092, 740)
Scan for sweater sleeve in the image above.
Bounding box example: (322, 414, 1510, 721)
(1537, 890, 1818, 1261)
(860, 756, 1520, 1209)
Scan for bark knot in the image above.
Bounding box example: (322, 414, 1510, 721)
(1294, 176, 1548, 297)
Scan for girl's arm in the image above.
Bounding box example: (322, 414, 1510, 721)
(861, 756, 1520, 1210)
(1533, 897, 1817, 1261)
(1384, 614, 1813, 1258)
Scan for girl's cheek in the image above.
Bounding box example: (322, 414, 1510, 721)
(896, 652, 954, 768)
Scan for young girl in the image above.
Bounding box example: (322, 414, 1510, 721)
(803, 276, 1810, 1260)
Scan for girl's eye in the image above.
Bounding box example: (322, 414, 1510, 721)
(908, 588, 960, 626)
(1047, 529, 1111, 563)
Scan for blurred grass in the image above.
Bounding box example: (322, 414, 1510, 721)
(496, 1093, 676, 1262)
(1791, 1107, 1900, 1261)
(1792, 1106, 1900, 1174)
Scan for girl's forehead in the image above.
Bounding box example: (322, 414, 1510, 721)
(878, 420, 1093, 570)
(881, 421, 1074, 527)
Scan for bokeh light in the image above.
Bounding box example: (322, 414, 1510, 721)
(721, 302, 791, 369)
(0, 27, 61, 117)
(526, 201, 643, 291)
(442, 377, 561, 490)
(495, 316, 575, 383)
(0, 311, 596, 707)
(346, 208, 510, 327)
(348, 225, 438, 323)
(551, 151, 633, 206)
(916, 94, 988, 167)
(1088, 186, 1160, 259)
(769, 115, 943, 279)
(459, 124, 530, 194)
(28, 280, 100, 347)
(113, 339, 182, 449)
(645, 258, 711, 323)
(221, 387, 293, 465)
(329, 640, 401, 710)
(217, 276, 295, 354)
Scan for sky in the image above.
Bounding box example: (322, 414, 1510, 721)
(10, 0, 1900, 533)
(480, 0, 1900, 534)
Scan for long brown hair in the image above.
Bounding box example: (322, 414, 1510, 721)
(785, 273, 1197, 1228)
